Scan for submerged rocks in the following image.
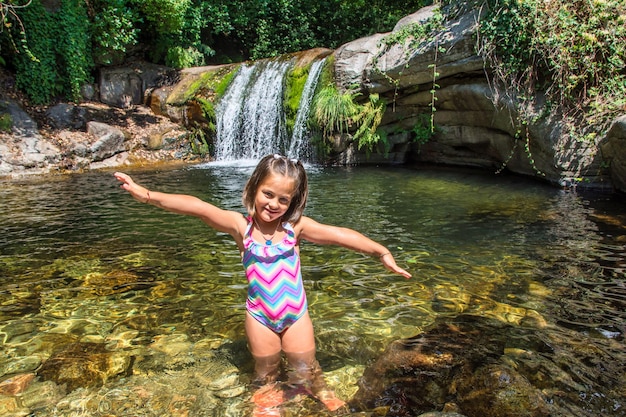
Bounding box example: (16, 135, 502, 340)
(0, 334, 251, 416)
(37, 342, 133, 392)
(351, 314, 625, 417)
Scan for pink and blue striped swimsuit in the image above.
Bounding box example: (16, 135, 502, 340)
(242, 219, 308, 333)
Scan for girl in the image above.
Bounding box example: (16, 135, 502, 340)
(114, 154, 411, 414)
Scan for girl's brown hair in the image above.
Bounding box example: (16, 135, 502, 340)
(242, 154, 308, 223)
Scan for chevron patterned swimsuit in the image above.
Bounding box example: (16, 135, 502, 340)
(242, 218, 308, 333)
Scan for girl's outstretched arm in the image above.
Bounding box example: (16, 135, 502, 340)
(297, 216, 411, 279)
(114, 172, 245, 237)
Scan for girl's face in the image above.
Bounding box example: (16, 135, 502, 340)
(254, 172, 295, 223)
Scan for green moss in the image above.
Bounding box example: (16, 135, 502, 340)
(0, 113, 12, 133)
(167, 64, 240, 106)
(284, 65, 310, 136)
(214, 68, 238, 98)
(193, 97, 216, 134)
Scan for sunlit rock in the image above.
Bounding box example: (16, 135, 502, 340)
(83, 269, 152, 296)
(19, 380, 65, 411)
(0, 373, 35, 395)
(149, 333, 193, 356)
(37, 343, 132, 392)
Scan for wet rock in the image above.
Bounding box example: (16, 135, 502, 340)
(0, 356, 42, 377)
(454, 364, 549, 417)
(83, 269, 152, 296)
(19, 380, 65, 412)
(351, 314, 625, 417)
(601, 115, 626, 193)
(37, 342, 133, 392)
(149, 333, 193, 357)
(0, 394, 27, 416)
(351, 315, 508, 415)
(0, 373, 35, 395)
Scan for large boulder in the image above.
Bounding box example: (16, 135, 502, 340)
(350, 315, 623, 417)
(334, 5, 484, 95)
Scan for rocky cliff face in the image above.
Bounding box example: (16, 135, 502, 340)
(331, 5, 622, 192)
(1, 5, 625, 193)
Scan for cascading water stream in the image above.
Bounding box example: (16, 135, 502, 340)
(214, 58, 326, 162)
(287, 58, 326, 161)
(214, 65, 254, 160)
(215, 60, 290, 161)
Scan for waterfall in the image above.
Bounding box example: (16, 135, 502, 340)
(215, 60, 290, 161)
(214, 58, 326, 162)
(214, 64, 254, 160)
(287, 58, 326, 161)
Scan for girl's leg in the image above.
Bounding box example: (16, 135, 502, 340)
(281, 312, 346, 411)
(246, 311, 283, 380)
(246, 313, 285, 412)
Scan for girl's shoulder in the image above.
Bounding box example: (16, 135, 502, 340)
(291, 215, 314, 234)
(228, 211, 250, 236)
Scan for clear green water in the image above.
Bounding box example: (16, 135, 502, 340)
(1, 164, 624, 416)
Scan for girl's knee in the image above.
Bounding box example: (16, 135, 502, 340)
(252, 352, 282, 386)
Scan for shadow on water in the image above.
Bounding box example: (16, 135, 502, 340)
(0, 165, 624, 416)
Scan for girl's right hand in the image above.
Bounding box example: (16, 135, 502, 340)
(114, 172, 150, 203)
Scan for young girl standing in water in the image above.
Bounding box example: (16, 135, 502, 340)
(114, 154, 411, 414)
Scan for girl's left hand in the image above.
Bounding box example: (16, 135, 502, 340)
(381, 253, 412, 279)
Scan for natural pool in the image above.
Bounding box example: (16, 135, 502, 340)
(0, 163, 624, 416)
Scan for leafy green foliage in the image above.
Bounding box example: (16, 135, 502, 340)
(311, 83, 387, 154)
(353, 93, 387, 154)
(480, 0, 626, 139)
(197, 0, 431, 61)
(12, 1, 61, 104)
(134, 0, 190, 34)
(90, 0, 140, 64)
(412, 113, 436, 145)
(57, 0, 92, 101)
(1, 0, 38, 63)
(312, 84, 359, 138)
(2, 0, 430, 103)
(144, 0, 215, 68)
(3, 0, 92, 104)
